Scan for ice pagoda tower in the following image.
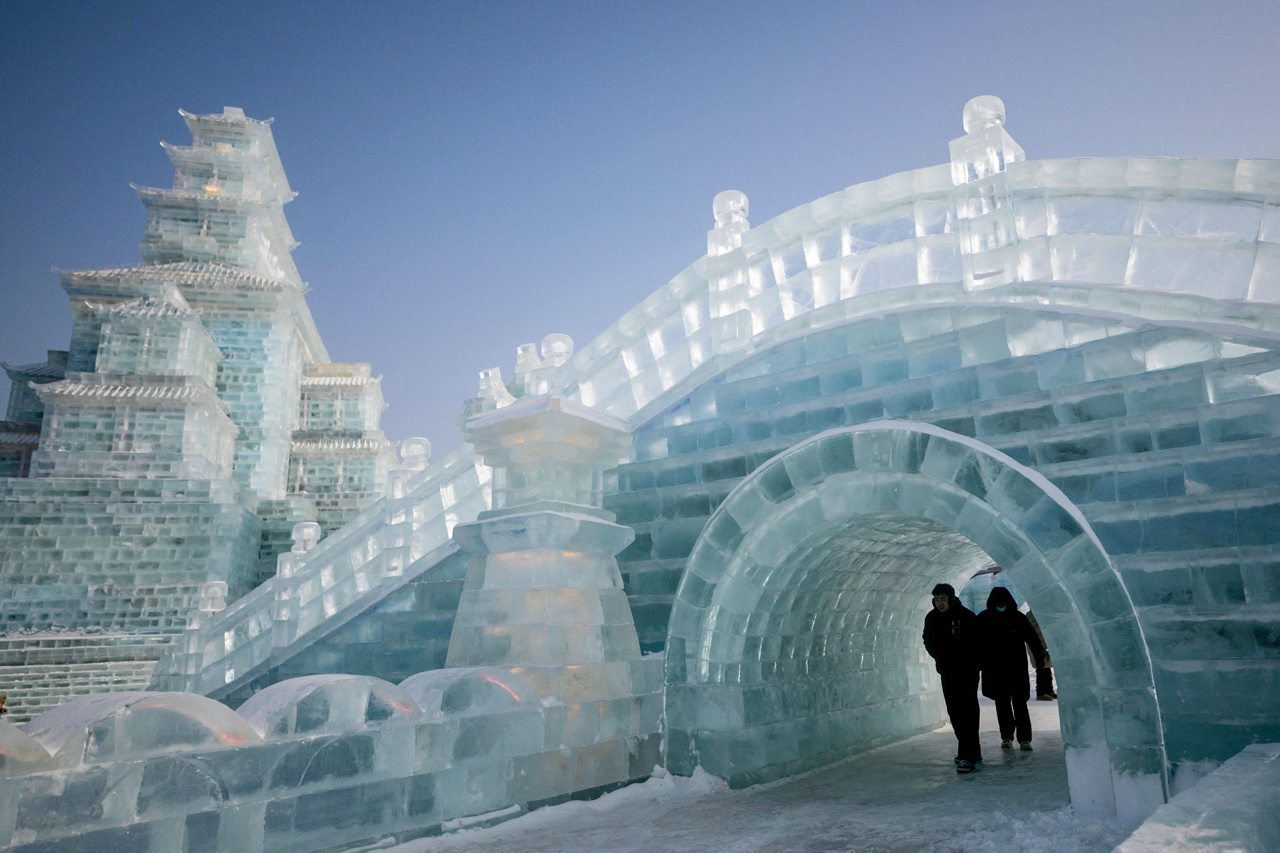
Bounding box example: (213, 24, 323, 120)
(0, 108, 397, 719)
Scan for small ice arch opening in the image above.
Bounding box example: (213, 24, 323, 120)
(236, 674, 420, 740)
(0, 721, 54, 775)
(21, 692, 261, 764)
(399, 667, 538, 718)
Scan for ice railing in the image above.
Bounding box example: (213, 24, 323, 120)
(554, 156, 1280, 427)
(158, 443, 488, 695)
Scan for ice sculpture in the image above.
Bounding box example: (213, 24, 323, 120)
(0, 722, 54, 776)
(4, 93, 1280, 847)
(21, 691, 261, 764)
(399, 666, 538, 717)
(708, 190, 750, 257)
(237, 673, 419, 738)
(447, 391, 644, 708)
(0, 107, 399, 719)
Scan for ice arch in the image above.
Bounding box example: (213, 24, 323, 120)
(663, 421, 1167, 821)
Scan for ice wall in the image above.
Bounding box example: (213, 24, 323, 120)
(1112, 743, 1280, 852)
(0, 662, 663, 852)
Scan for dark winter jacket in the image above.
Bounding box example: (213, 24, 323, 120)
(922, 596, 980, 675)
(976, 587, 1046, 700)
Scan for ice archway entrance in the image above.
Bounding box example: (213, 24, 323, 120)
(663, 422, 1167, 822)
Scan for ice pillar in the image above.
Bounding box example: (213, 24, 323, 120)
(446, 393, 641, 701)
(949, 95, 1027, 291)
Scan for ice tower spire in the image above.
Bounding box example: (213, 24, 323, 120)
(134, 106, 301, 283)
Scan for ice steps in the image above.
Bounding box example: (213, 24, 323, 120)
(0, 634, 176, 722)
(150, 444, 489, 700)
(0, 660, 161, 722)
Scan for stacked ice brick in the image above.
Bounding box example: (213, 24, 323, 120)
(0, 352, 64, 477)
(288, 362, 398, 535)
(0, 664, 663, 852)
(0, 108, 403, 719)
(567, 97, 1280, 817)
(149, 442, 490, 707)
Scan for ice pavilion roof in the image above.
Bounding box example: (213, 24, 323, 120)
(57, 261, 304, 292)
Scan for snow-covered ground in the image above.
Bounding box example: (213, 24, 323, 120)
(378, 699, 1131, 853)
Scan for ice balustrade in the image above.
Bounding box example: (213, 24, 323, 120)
(0, 660, 663, 851)
(157, 442, 490, 697)
(550, 104, 1280, 429)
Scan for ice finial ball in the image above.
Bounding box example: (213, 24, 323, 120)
(541, 333, 574, 367)
(713, 190, 749, 227)
(962, 96, 1006, 134)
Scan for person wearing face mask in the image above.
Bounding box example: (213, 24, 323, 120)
(922, 582, 982, 774)
(976, 586, 1046, 751)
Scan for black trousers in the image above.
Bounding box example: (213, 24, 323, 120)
(940, 669, 981, 762)
(992, 691, 1032, 742)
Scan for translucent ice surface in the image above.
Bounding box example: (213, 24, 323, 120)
(21, 691, 261, 763)
(0, 721, 53, 775)
(237, 674, 419, 738)
(399, 667, 538, 718)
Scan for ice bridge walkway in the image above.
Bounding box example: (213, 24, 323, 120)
(391, 701, 1128, 853)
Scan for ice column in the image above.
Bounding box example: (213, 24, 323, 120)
(270, 521, 324, 649)
(949, 95, 1026, 291)
(446, 392, 641, 700)
(707, 190, 755, 353)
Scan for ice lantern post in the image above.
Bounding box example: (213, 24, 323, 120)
(445, 392, 643, 678)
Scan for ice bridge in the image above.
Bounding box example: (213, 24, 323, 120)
(2, 97, 1280, 851)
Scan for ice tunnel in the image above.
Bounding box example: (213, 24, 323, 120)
(663, 422, 1165, 821)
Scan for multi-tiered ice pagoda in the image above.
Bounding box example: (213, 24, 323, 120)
(0, 108, 399, 718)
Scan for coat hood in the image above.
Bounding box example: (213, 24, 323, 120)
(986, 586, 1018, 612)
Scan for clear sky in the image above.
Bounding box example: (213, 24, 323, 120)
(3, 1, 1279, 452)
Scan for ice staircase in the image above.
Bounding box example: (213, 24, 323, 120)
(0, 634, 175, 722)
(149, 443, 489, 704)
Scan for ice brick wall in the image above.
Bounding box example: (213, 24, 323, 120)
(0, 635, 176, 722)
(0, 478, 262, 632)
(201, 307, 308, 500)
(606, 303, 1280, 791)
(0, 665, 663, 852)
(1113, 743, 1280, 853)
(217, 551, 466, 709)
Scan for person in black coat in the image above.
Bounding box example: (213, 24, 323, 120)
(976, 586, 1046, 750)
(922, 582, 982, 772)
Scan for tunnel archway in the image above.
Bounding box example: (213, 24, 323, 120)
(663, 421, 1167, 822)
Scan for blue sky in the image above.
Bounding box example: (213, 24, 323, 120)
(3, 1, 1278, 450)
